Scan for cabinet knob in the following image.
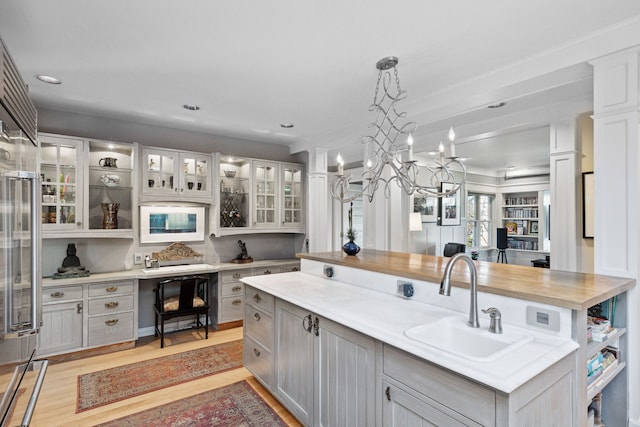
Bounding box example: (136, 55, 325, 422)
(105, 286, 118, 293)
(77, 303, 83, 314)
(233, 273, 241, 279)
(303, 314, 312, 333)
(105, 301, 119, 309)
(313, 316, 320, 336)
(254, 312, 261, 321)
(232, 285, 242, 292)
(253, 348, 261, 357)
(232, 299, 242, 306)
(50, 291, 64, 298)
(385, 386, 391, 401)
(105, 319, 119, 326)
(253, 293, 262, 303)
(263, 270, 271, 275)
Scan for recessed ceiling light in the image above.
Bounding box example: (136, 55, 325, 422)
(182, 104, 200, 111)
(280, 123, 294, 129)
(35, 74, 61, 85)
(487, 102, 506, 109)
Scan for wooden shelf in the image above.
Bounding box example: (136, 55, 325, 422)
(587, 361, 626, 401)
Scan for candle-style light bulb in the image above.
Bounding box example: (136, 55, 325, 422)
(448, 126, 456, 158)
(407, 133, 414, 161)
(337, 153, 344, 176)
(366, 158, 372, 168)
(438, 141, 445, 162)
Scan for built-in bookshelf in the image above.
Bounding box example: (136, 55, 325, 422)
(501, 191, 545, 252)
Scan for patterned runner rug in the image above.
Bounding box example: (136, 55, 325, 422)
(77, 339, 243, 412)
(93, 380, 288, 427)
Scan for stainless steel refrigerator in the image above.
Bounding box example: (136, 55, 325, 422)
(0, 36, 47, 426)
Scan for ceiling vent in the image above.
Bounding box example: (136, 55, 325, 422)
(0, 37, 37, 145)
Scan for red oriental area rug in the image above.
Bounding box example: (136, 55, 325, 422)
(93, 380, 288, 427)
(77, 339, 243, 412)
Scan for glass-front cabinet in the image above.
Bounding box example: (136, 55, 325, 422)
(253, 160, 278, 227)
(213, 154, 305, 236)
(141, 147, 211, 202)
(39, 134, 83, 232)
(218, 156, 250, 230)
(282, 163, 303, 227)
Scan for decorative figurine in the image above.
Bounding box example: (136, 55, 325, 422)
(53, 243, 90, 279)
(232, 239, 253, 264)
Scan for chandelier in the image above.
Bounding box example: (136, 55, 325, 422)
(330, 57, 466, 203)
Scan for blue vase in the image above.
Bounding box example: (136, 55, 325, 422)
(343, 240, 360, 256)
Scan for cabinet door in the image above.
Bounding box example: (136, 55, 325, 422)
(39, 301, 83, 355)
(142, 148, 178, 196)
(275, 300, 314, 426)
(39, 134, 83, 232)
(181, 153, 211, 198)
(382, 381, 480, 427)
(281, 163, 304, 228)
(316, 317, 376, 427)
(253, 161, 279, 227)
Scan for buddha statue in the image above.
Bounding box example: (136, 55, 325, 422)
(57, 243, 88, 274)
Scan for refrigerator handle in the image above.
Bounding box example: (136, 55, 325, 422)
(30, 171, 40, 332)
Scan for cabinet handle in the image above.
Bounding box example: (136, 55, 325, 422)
(254, 312, 261, 321)
(50, 291, 64, 298)
(105, 286, 118, 293)
(105, 301, 119, 309)
(253, 348, 261, 357)
(232, 299, 242, 306)
(76, 221, 82, 226)
(105, 319, 119, 326)
(263, 270, 271, 275)
(77, 303, 83, 314)
(232, 285, 242, 292)
(292, 267, 299, 271)
(302, 314, 312, 333)
(313, 316, 320, 336)
(233, 273, 242, 279)
(386, 386, 391, 401)
(253, 293, 262, 303)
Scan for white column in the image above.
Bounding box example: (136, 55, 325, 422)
(306, 148, 331, 253)
(549, 121, 578, 272)
(591, 46, 640, 426)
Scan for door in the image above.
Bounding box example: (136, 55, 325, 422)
(39, 301, 83, 355)
(275, 300, 314, 426)
(253, 161, 278, 227)
(316, 317, 376, 427)
(281, 163, 303, 228)
(143, 148, 177, 196)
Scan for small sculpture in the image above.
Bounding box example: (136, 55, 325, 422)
(53, 243, 90, 278)
(232, 240, 253, 264)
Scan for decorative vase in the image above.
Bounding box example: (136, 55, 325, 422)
(343, 240, 360, 256)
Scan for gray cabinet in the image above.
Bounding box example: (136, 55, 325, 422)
(87, 280, 136, 347)
(244, 286, 275, 389)
(39, 285, 83, 355)
(273, 299, 376, 427)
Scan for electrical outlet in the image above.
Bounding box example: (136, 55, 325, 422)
(324, 265, 334, 278)
(526, 306, 560, 331)
(397, 280, 414, 298)
(134, 252, 143, 265)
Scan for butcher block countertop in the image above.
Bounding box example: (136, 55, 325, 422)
(298, 250, 635, 311)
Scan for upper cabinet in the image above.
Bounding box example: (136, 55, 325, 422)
(140, 147, 212, 203)
(214, 154, 305, 236)
(39, 134, 83, 233)
(39, 133, 136, 239)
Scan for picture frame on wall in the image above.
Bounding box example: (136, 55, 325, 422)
(583, 171, 594, 238)
(413, 194, 438, 222)
(438, 182, 461, 226)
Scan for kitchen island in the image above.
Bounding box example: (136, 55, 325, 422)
(241, 250, 634, 426)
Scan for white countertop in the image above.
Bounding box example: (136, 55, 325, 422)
(42, 259, 299, 286)
(242, 271, 579, 394)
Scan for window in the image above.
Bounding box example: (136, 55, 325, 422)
(467, 193, 493, 248)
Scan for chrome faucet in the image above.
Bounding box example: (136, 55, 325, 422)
(439, 252, 480, 328)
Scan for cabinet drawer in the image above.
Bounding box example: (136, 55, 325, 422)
(245, 286, 274, 314)
(245, 305, 273, 349)
(220, 269, 253, 284)
(88, 281, 134, 297)
(87, 294, 134, 316)
(244, 335, 273, 388)
(43, 286, 83, 303)
(88, 311, 134, 347)
(221, 282, 244, 298)
(219, 296, 244, 323)
(383, 345, 495, 426)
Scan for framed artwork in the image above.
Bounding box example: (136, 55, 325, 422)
(438, 182, 461, 226)
(505, 221, 517, 235)
(583, 171, 594, 238)
(530, 220, 539, 234)
(414, 194, 438, 222)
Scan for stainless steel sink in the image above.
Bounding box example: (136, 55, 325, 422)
(404, 316, 533, 362)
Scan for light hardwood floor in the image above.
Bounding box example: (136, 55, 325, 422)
(17, 327, 300, 426)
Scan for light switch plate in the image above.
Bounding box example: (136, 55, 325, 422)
(134, 252, 143, 265)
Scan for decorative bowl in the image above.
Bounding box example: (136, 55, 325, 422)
(100, 174, 121, 187)
(224, 170, 236, 178)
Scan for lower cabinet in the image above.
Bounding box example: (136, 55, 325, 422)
(39, 279, 138, 357)
(40, 286, 83, 355)
(273, 298, 376, 427)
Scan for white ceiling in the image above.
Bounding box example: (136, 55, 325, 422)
(1, 1, 640, 175)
